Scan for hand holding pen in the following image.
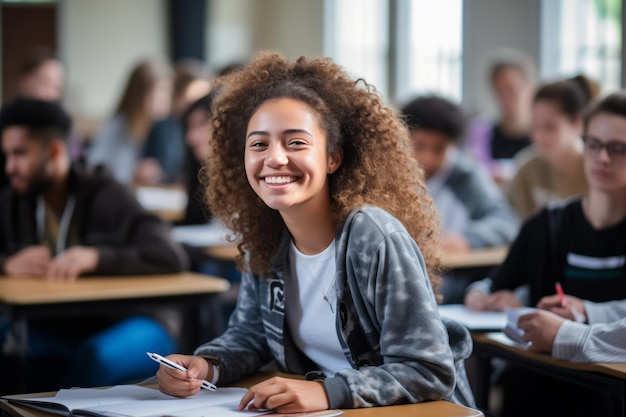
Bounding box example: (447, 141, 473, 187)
(535, 283, 586, 323)
(148, 352, 217, 395)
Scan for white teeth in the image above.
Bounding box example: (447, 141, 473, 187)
(264, 176, 296, 184)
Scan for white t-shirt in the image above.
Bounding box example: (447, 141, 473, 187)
(285, 240, 350, 376)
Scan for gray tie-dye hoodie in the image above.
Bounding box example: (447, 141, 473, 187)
(195, 206, 476, 409)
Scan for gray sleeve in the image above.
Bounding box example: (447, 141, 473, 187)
(331, 227, 458, 408)
(448, 154, 520, 248)
(193, 271, 272, 383)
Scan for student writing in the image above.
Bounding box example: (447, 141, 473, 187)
(155, 50, 476, 413)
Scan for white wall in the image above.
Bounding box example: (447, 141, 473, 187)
(462, 0, 542, 118)
(57, 0, 542, 127)
(58, 0, 168, 123)
(207, 0, 324, 70)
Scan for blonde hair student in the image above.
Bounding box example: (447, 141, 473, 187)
(155, 50, 476, 413)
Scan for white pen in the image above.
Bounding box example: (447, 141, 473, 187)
(147, 352, 217, 391)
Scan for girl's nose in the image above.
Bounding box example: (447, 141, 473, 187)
(266, 144, 288, 166)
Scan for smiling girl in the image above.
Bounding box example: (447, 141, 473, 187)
(154, 51, 476, 413)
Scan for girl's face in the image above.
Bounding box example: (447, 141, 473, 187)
(531, 100, 582, 161)
(492, 67, 532, 116)
(244, 98, 342, 215)
(185, 108, 211, 161)
(584, 112, 626, 194)
(146, 79, 172, 120)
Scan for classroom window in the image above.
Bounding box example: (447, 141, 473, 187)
(323, 0, 389, 98)
(540, 0, 622, 92)
(394, 0, 463, 104)
(324, 0, 463, 104)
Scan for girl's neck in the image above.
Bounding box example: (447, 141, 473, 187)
(282, 205, 336, 255)
(583, 191, 626, 229)
(500, 111, 530, 136)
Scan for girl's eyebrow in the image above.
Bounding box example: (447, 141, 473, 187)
(246, 128, 312, 139)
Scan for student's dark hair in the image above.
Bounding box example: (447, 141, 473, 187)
(181, 88, 219, 133)
(0, 98, 72, 141)
(584, 90, 626, 131)
(206, 50, 442, 295)
(533, 75, 597, 122)
(399, 95, 465, 142)
(18, 47, 58, 77)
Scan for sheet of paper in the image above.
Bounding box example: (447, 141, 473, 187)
(171, 219, 234, 247)
(136, 187, 188, 212)
(502, 306, 536, 346)
(6, 385, 260, 417)
(4, 385, 344, 417)
(437, 304, 507, 331)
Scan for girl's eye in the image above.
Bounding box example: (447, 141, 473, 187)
(288, 139, 307, 146)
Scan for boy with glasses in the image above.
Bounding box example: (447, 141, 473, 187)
(464, 91, 626, 417)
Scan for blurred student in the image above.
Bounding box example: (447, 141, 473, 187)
(0, 98, 188, 392)
(464, 90, 626, 417)
(142, 59, 212, 184)
(177, 90, 240, 322)
(507, 75, 598, 220)
(465, 49, 536, 184)
(1, 48, 84, 187)
(400, 95, 519, 303)
(88, 58, 172, 186)
(155, 51, 476, 413)
(519, 295, 626, 363)
(14, 47, 64, 102)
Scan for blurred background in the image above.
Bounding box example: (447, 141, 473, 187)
(0, 0, 622, 142)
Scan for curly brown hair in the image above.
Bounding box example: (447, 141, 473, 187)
(204, 50, 442, 294)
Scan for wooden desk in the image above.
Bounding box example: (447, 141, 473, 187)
(472, 332, 626, 414)
(0, 272, 230, 394)
(440, 246, 508, 270)
(0, 372, 484, 417)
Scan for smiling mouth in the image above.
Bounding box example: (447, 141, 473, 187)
(263, 176, 298, 184)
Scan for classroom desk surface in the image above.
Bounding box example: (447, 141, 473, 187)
(0, 272, 229, 305)
(0, 372, 485, 417)
(440, 246, 508, 270)
(200, 244, 511, 268)
(0, 272, 230, 394)
(471, 332, 626, 413)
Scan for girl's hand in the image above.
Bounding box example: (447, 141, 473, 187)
(156, 354, 211, 398)
(238, 376, 329, 413)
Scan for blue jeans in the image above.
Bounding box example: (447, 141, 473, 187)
(1, 315, 175, 390)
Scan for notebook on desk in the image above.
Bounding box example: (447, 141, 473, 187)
(437, 304, 506, 331)
(1, 385, 343, 417)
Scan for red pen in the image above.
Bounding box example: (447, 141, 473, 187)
(555, 281, 568, 307)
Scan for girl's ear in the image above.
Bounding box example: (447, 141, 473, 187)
(327, 148, 343, 174)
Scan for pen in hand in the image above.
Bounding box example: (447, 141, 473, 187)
(553, 282, 585, 323)
(147, 352, 217, 391)
(554, 281, 567, 307)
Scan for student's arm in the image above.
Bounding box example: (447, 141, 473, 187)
(553, 316, 626, 362)
(519, 299, 626, 362)
(193, 270, 274, 382)
(449, 153, 520, 248)
(326, 225, 458, 408)
(583, 299, 626, 324)
(84, 180, 188, 275)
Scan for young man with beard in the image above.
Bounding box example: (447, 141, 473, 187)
(0, 98, 188, 392)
